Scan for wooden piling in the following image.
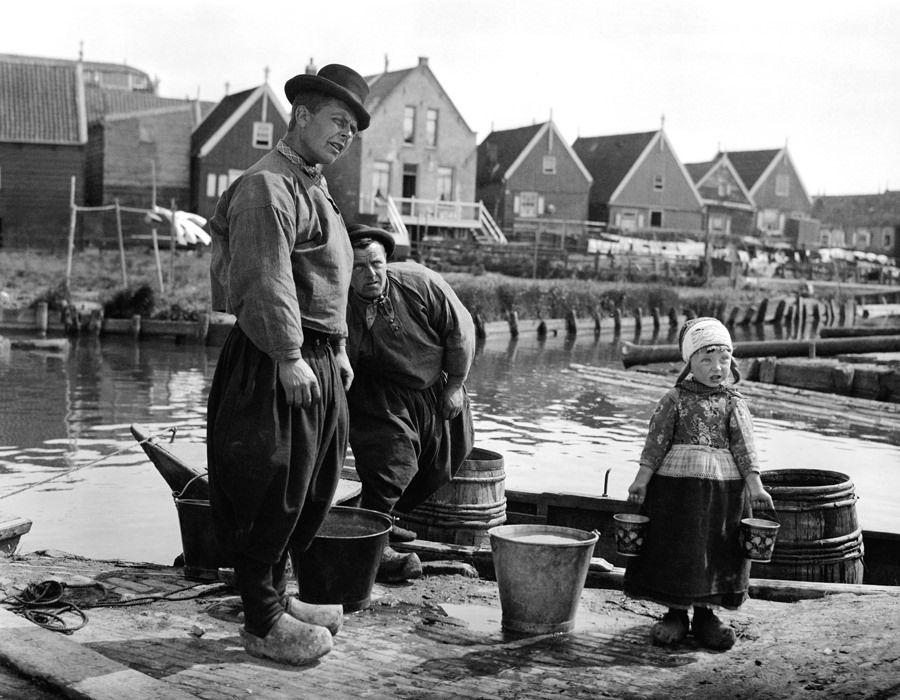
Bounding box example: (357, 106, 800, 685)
(507, 311, 519, 339)
(591, 308, 602, 334)
(565, 310, 577, 335)
(35, 302, 48, 337)
(651, 307, 660, 331)
(667, 307, 679, 328)
(754, 298, 769, 325)
(613, 307, 622, 334)
(726, 306, 740, 327)
(633, 308, 642, 334)
(473, 313, 486, 340)
(772, 299, 786, 325)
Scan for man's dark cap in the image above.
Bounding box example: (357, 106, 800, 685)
(284, 64, 370, 130)
(347, 223, 395, 258)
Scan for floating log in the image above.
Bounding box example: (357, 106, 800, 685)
(621, 335, 900, 368)
(819, 326, 900, 338)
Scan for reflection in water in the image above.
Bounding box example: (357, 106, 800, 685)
(0, 324, 897, 564)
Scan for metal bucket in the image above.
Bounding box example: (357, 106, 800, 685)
(295, 506, 392, 613)
(488, 524, 598, 635)
(173, 497, 232, 581)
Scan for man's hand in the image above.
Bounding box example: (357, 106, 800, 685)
(278, 358, 320, 408)
(335, 346, 354, 392)
(439, 382, 465, 420)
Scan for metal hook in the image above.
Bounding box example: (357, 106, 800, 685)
(602, 468, 612, 498)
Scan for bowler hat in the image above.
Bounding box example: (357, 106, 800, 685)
(284, 64, 370, 131)
(347, 224, 395, 258)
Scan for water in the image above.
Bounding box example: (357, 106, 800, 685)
(1, 327, 897, 565)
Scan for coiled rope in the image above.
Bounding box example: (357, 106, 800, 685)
(1, 577, 224, 634)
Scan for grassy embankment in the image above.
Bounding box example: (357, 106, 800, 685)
(0, 248, 868, 323)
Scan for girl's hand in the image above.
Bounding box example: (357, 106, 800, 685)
(745, 474, 775, 513)
(627, 481, 647, 505)
(627, 466, 653, 505)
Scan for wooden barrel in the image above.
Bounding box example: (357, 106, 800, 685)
(752, 469, 864, 584)
(399, 447, 507, 548)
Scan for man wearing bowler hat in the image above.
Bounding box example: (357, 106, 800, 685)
(207, 63, 369, 665)
(345, 224, 475, 582)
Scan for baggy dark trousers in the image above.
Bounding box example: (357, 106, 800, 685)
(348, 373, 474, 516)
(207, 325, 347, 636)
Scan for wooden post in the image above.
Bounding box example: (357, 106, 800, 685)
(613, 307, 622, 335)
(651, 307, 660, 331)
(772, 299, 786, 325)
(565, 309, 577, 335)
(591, 307, 602, 334)
(197, 311, 210, 341)
(507, 310, 519, 338)
(473, 313, 486, 340)
(169, 198, 178, 288)
(65, 176, 77, 292)
(726, 306, 740, 327)
(36, 302, 48, 337)
(633, 308, 642, 334)
(114, 199, 128, 287)
(131, 314, 142, 339)
(754, 298, 769, 325)
(667, 307, 679, 328)
(537, 320, 548, 338)
(738, 306, 755, 326)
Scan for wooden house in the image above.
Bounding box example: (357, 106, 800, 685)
(726, 147, 812, 238)
(811, 191, 900, 261)
(572, 129, 703, 236)
(324, 57, 501, 254)
(476, 119, 593, 241)
(0, 52, 212, 249)
(190, 84, 288, 221)
(0, 55, 88, 248)
(684, 153, 756, 239)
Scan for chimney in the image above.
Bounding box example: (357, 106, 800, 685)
(418, 56, 428, 67)
(306, 57, 317, 75)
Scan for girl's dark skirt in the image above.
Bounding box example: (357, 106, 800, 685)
(623, 445, 752, 610)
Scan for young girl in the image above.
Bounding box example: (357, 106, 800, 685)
(624, 317, 775, 650)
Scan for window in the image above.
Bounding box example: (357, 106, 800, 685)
(883, 229, 892, 249)
(403, 106, 416, 144)
(620, 210, 637, 231)
(709, 215, 726, 233)
(775, 174, 790, 197)
(425, 109, 438, 147)
(372, 161, 390, 200)
(436, 167, 453, 200)
(217, 174, 229, 196)
(519, 191, 539, 218)
(139, 125, 154, 144)
(253, 122, 274, 149)
(650, 211, 663, 228)
(653, 174, 664, 191)
(717, 181, 732, 197)
(542, 155, 557, 175)
(206, 174, 217, 198)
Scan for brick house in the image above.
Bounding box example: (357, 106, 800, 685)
(572, 129, 703, 236)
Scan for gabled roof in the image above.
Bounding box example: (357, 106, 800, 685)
(572, 131, 657, 202)
(684, 160, 715, 184)
(0, 59, 85, 144)
(811, 191, 900, 227)
(685, 152, 755, 206)
(363, 59, 473, 134)
(192, 84, 288, 157)
(86, 87, 213, 124)
(476, 120, 591, 186)
(725, 149, 782, 192)
(477, 123, 543, 185)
